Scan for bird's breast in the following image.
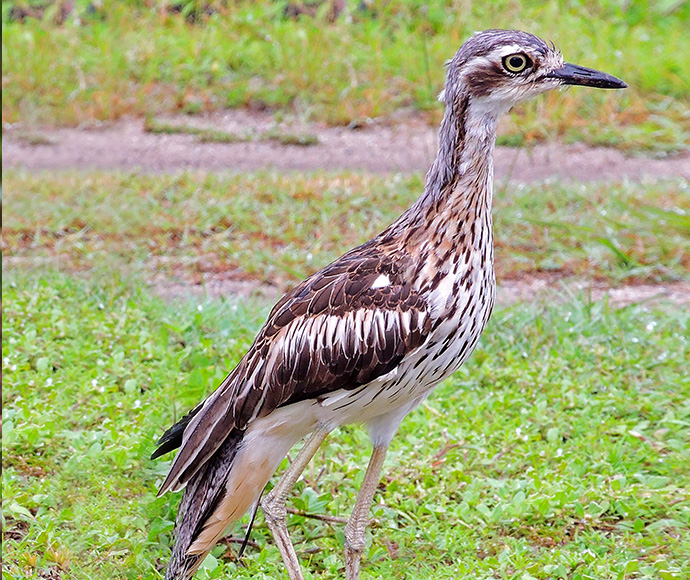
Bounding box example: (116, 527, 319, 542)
(308, 261, 496, 433)
(421, 263, 495, 379)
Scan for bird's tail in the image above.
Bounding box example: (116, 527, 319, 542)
(162, 423, 302, 580)
(164, 429, 245, 580)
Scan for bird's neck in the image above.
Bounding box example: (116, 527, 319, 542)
(428, 94, 499, 209)
(392, 92, 499, 253)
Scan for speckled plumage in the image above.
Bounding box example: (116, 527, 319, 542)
(153, 30, 626, 580)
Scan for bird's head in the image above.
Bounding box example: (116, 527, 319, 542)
(441, 29, 626, 115)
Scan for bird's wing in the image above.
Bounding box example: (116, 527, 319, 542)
(157, 244, 431, 494)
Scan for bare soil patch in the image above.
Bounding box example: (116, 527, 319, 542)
(7, 251, 688, 307)
(4, 111, 689, 180)
(150, 268, 690, 308)
(496, 276, 690, 307)
(5, 110, 688, 306)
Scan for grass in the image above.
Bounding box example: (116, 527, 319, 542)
(144, 117, 248, 143)
(3, 171, 689, 287)
(143, 117, 319, 145)
(2, 269, 689, 579)
(3, 0, 689, 154)
(3, 169, 689, 576)
(9, 131, 57, 146)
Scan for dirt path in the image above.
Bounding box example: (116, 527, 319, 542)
(150, 270, 690, 308)
(4, 110, 689, 180)
(5, 110, 689, 305)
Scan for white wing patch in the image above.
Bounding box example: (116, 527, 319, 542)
(371, 274, 391, 289)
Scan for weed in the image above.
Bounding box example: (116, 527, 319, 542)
(8, 131, 57, 146)
(142, 117, 319, 146)
(265, 129, 319, 147)
(144, 116, 248, 143)
(3, 171, 688, 286)
(2, 271, 688, 579)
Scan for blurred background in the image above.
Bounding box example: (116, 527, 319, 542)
(2, 0, 689, 151)
(2, 2, 689, 579)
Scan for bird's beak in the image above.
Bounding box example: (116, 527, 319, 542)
(546, 63, 627, 89)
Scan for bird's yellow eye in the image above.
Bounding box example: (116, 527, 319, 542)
(502, 53, 531, 73)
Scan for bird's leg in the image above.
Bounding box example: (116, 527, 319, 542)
(260, 426, 331, 580)
(344, 443, 389, 580)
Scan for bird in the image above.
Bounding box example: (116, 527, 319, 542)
(152, 29, 626, 580)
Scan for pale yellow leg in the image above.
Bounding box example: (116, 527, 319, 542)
(344, 444, 389, 580)
(260, 426, 331, 580)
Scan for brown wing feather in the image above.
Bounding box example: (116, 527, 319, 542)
(157, 243, 430, 495)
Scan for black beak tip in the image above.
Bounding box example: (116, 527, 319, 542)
(549, 63, 628, 90)
(597, 75, 628, 90)
(603, 75, 628, 90)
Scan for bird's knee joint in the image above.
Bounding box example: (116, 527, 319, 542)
(344, 525, 367, 554)
(261, 495, 287, 523)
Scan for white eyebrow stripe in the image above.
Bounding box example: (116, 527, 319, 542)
(495, 44, 527, 57)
